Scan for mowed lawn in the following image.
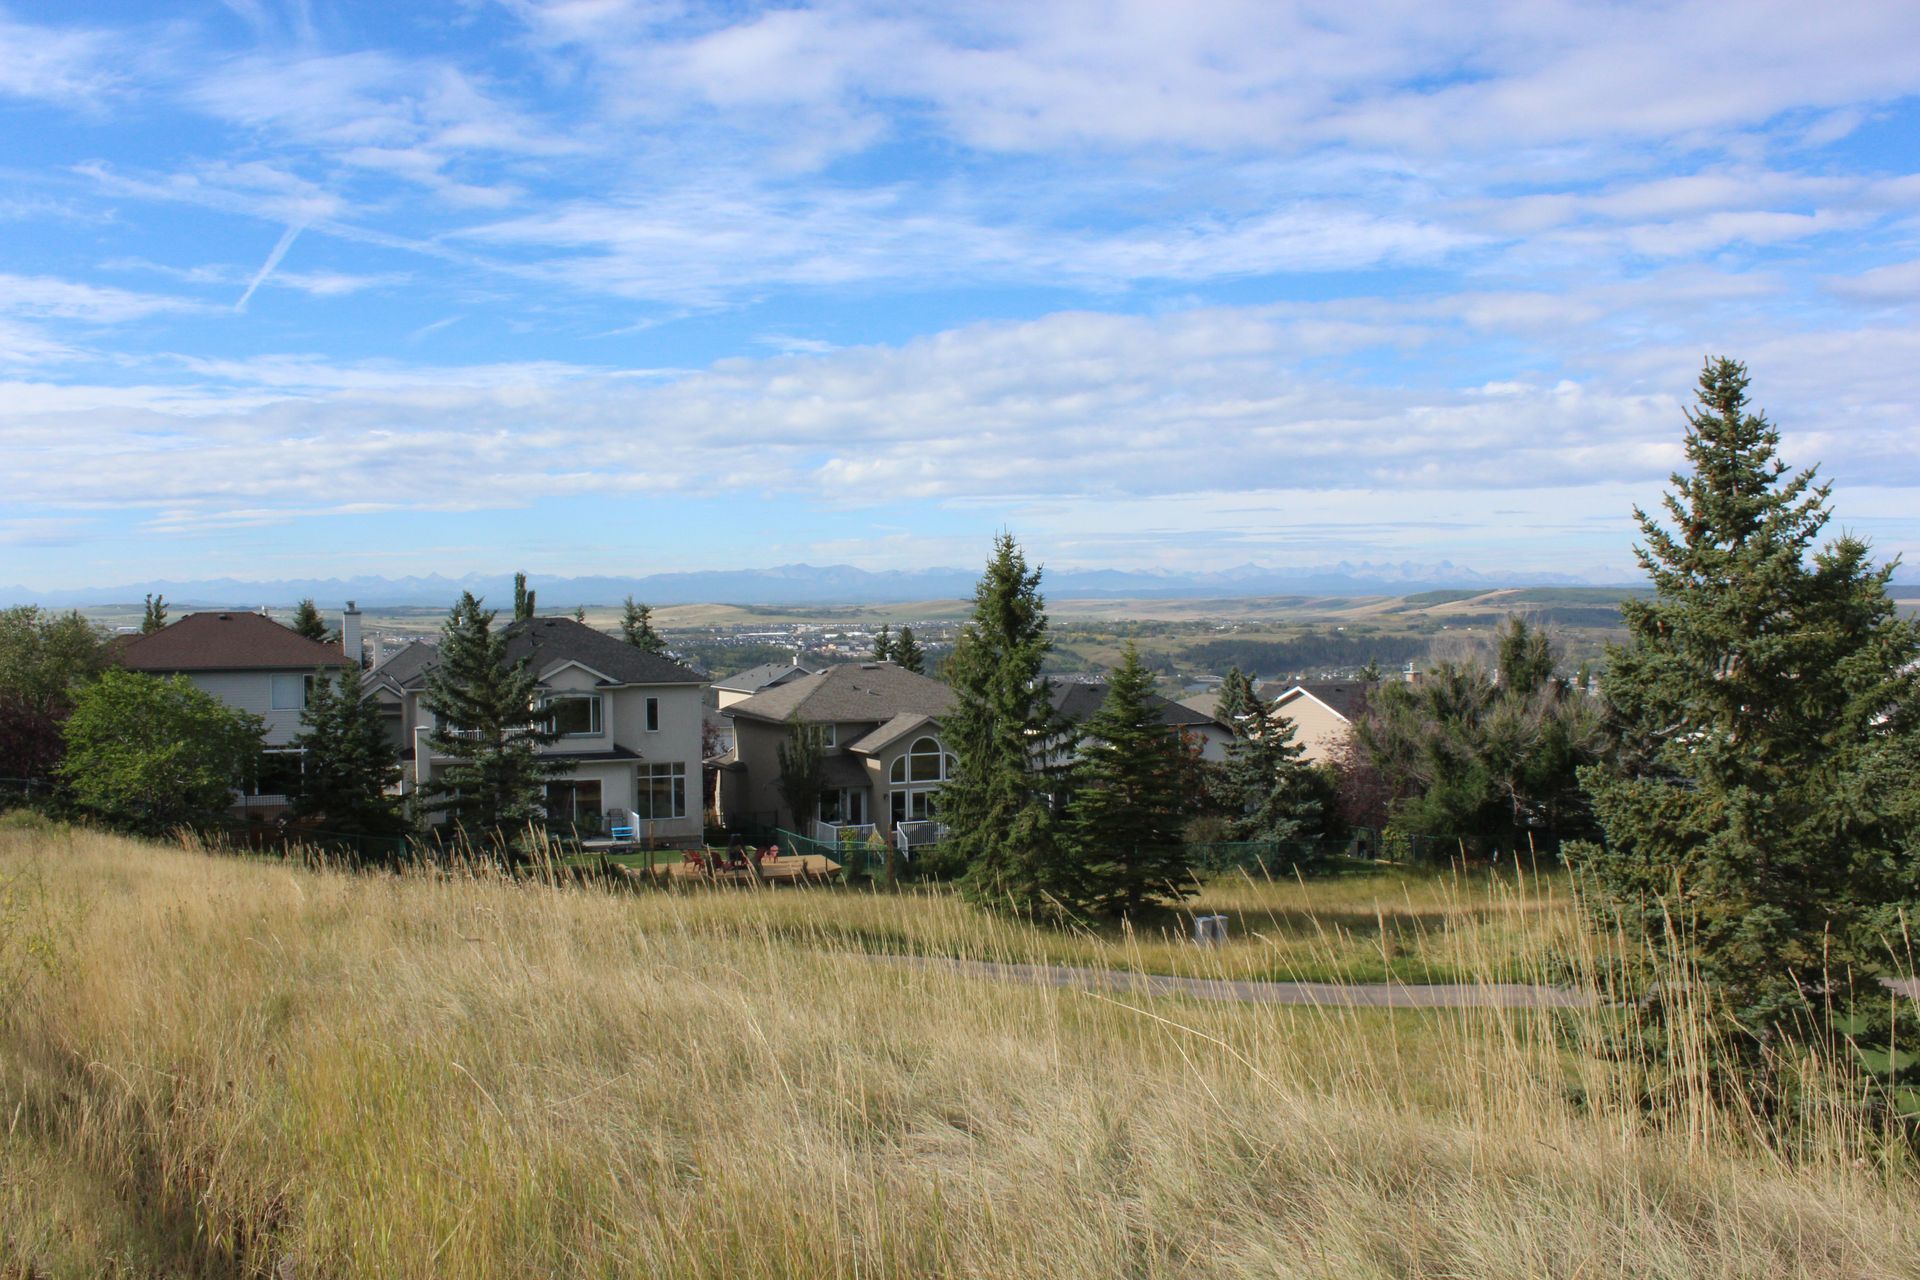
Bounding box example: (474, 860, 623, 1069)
(3, 819, 1918, 1278)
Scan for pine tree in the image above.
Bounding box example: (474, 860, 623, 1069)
(1068, 644, 1194, 917)
(291, 664, 405, 839)
(892, 626, 925, 674)
(141, 593, 167, 634)
(1576, 358, 1920, 1094)
(512, 572, 537, 622)
(290, 598, 330, 642)
(946, 535, 1077, 917)
(620, 597, 668, 654)
(421, 592, 567, 845)
(872, 624, 892, 661)
(1211, 666, 1325, 853)
(573, 605, 586, 623)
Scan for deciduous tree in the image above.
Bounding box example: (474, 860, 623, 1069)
(775, 717, 828, 831)
(0, 606, 107, 795)
(60, 670, 261, 832)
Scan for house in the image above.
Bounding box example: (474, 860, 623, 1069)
(1265, 681, 1372, 765)
(364, 616, 707, 841)
(1179, 679, 1374, 766)
(1049, 680, 1235, 763)
(715, 661, 956, 837)
(712, 661, 815, 709)
(114, 606, 361, 806)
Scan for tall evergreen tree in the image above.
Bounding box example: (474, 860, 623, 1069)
(893, 626, 925, 674)
(1068, 644, 1193, 917)
(140, 593, 167, 634)
(1212, 666, 1325, 851)
(946, 535, 1077, 916)
(512, 572, 537, 622)
(872, 624, 893, 661)
(421, 593, 567, 844)
(620, 596, 668, 654)
(1575, 358, 1920, 1091)
(290, 597, 330, 643)
(291, 665, 405, 839)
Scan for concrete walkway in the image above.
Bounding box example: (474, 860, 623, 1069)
(879, 955, 1599, 1009)
(885, 957, 1920, 1010)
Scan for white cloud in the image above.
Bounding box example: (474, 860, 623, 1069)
(0, 273, 205, 323)
(0, 14, 118, 102)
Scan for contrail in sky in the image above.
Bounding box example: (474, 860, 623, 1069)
(235, 221, 307, 312)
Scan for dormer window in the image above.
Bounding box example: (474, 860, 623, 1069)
(542, 693, 603, 737)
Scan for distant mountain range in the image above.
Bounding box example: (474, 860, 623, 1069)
(1, 561, 1645, 609)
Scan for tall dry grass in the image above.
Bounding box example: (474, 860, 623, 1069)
(3, 819, 1917, 1278)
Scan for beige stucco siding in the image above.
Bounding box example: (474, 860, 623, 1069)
(1269, 695, 1352, 765)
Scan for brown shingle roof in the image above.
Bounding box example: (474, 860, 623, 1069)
(724, 662, 954, 726)
(116, 611, 354, 672)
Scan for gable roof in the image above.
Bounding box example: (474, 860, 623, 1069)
(713, 661, 814, 693)
(1270, 680, 1372, 722)
(367, 617, 704, 690)
(724, 661, 954, 726)
(844, 711, 936, 756)
(1051, 681, 1226, 731)
(116, 611, 354, 673)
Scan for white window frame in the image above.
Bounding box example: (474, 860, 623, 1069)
(271, 673, 313, 711)
(821, 722, 837, 747)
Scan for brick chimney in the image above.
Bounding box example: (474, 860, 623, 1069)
(342, 601, 363, 668)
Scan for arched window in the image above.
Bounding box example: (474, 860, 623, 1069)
(889, 735, 955, 824)
(890, 736, 954, 784)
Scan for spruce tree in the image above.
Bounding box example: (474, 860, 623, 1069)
(421, 593, 567, 845)
(1211, 666, 1325, 852)
(1576, 358, 1920, 1095)
(512, 572, 537, 622)
(1068, 644, 1193, 917)
(893, 626, 925, 674)
(947, 535, 1077, 917)
(620, 596, 668, 654)
(872, 624, 893, 661)
(292, 665, 405, 840)
(140, 593, 167, 634)
(290, 597, 330, 642)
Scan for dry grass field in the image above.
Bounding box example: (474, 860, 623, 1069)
(4, 817, 1918, 1278)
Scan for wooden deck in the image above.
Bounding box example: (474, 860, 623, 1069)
(622, 853, 843, 886)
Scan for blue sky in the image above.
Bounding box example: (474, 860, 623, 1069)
(3, 0, 1920, 591)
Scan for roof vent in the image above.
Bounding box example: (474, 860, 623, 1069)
(218, 613, 231, 620)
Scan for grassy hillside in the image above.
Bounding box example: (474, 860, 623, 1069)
(4, 822, 1916, 1277)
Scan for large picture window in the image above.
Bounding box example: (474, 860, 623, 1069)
(248, 749, 305, 798)
(637, 762, 686, 820)
(887, 736, 953, 825)
(542, 693, 603, 737)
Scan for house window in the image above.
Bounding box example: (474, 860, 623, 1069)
(887, 735, 953, 825)
(271, 673, 313, 710)
(636, 762, 686, 820)
(248, 749, 304, 798)
(819, 788, 867, 825)
(542, 693, 603, 737)
(820, 722, 837, 748)
(544, 778, 604, 829)
(645, 697, 660, 732)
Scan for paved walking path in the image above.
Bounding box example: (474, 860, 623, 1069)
(879, 955, 1598, 1008)
(884, 957, 1920, 1010)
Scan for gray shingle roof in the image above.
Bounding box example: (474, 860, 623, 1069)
(1051, 681, 1225, 730)
(1271, 680, 1372, 722)
(369, 617, 705, 690)
(713, 662, 814, 693)
(724, 661, 954, 726)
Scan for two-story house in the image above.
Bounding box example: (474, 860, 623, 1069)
(364, 616, 707, 843)
(715, 661, 956, 838)
(114, 607, 361, 807)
